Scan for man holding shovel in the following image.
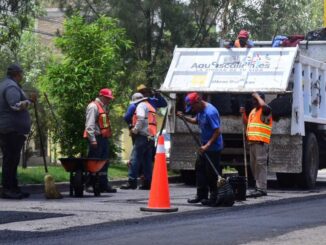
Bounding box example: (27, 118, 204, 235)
(240, 92, 272, 197)
(84, 88, 117, 193)
(0, 64, 36, 199)
(177, 92, 223, 206)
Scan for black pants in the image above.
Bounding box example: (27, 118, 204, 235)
(0, 132, 26, 190)
(195, 151, 221, 198)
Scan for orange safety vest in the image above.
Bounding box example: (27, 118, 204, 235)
(234, 39, 247, 48)
(247, 108, 273, 144)
(132, 101, 157, 137)
(83, 101, 112, 138)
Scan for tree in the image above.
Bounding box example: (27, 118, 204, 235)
(54, 0, 324, 91)
(55, 0, 235, 88)
(39, 15, 132, 157)
(222, 0, 323, 40)
(0, 0, 43, 59)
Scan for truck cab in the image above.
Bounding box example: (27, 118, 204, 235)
(160, 42, 326, 189)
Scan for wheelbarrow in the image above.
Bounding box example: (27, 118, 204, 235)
(59, 158, 107, 197)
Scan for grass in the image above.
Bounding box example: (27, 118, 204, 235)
(0, 163, 178, 185)
(0, 163, 129, 185)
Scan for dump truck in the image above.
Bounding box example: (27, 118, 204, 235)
(160, 41, 326, 188)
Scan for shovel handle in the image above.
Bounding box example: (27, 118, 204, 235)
(177, 114, 221, 178)
(34, 101, 48, 173)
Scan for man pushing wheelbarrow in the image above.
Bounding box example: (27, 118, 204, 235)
(83, 88, 117, 194)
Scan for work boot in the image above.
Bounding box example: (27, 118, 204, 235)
(187, 195, 207, 204)
(101, 185, 117, 193)
(139, 180, 151, 190)
(1, 189, 23, 199)
(201, 191, 217, 207)
(120, 180, 137, 190)
(188, 188, 208, 203)
(247, 188, 267, 198)
(13, 187, 30, 198)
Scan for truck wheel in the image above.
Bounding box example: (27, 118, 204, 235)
(180, 170, 196, 186)
(298, 132, 319, 189)
(276, 173, 296, 188)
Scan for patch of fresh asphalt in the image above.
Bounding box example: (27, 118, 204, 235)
(0, 211, 71, 224)
(1, 196, 326, 245)
(0, 171, 326, 235)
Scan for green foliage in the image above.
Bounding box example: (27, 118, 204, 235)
(223, 0, 324, 40)
(0, 0, 44, 56)
(0, 164, 129, 184)
(48, 0, 325, 97)
(39, 15, 132, 157)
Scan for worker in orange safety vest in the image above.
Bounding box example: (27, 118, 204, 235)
(84, 88, 117, 193)
(226, 29, 254, 48)
(240, 92, 272, 198)
(121, 93, 157, 190)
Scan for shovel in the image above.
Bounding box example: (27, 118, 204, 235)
(33, 100, 62, 199)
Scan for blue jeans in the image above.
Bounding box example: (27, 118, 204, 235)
(128, 135, 154, 182)
(87, 135, 109, 188)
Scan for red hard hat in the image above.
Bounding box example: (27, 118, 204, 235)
(99, 88, 114, 99)
(238, 30, 249, 39)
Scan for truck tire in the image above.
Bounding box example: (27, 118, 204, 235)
(180, 170, 196, 186)
(297, 132, 319, 189)
(276, 173, 296, 188)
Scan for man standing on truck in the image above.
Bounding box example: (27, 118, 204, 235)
(226, 29, 254, 48)
(84, 88, 117, 193)
(240, 92, 272, 197)
(177, 92, 223, 206)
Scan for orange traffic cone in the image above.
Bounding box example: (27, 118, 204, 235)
(140, 135, 178, 212)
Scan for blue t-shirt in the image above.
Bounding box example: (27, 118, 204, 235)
(196, 103, 223, 152)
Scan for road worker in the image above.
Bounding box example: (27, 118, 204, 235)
(240, 92, 272, 197)
(84, 88, 117, 193)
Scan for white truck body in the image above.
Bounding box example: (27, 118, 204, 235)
(161, 43, 326, 188)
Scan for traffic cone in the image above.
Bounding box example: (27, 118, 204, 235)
(140, 135, 178, 212)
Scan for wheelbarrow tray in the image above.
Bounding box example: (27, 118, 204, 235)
(59, 158, 107, 173)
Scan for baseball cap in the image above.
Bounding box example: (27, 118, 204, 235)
(185, 92, 200, 113)
(99, 88, 114, 99)
(7, 64, 23, 74)
(238, 30, 249, 39)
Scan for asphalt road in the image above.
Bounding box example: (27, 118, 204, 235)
(1, 196, 326, 245)
(0, 170, 326, 244)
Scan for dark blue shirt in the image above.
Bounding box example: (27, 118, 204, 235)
(124, 94, 167, 125)
(0, 77, 31, 134)
(196, 103, 223, 152)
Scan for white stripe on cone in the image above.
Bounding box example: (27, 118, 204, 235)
(156, 144, 165, 154)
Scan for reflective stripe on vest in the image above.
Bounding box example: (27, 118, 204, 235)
(247, 108, 272, 144)
(83, 101, 112, 138)
(132, 101, 157, 137)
